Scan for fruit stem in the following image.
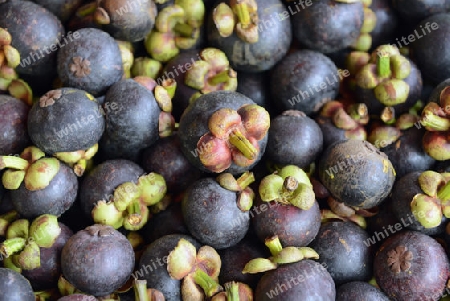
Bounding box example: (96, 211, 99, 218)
(126, 200, 143, 226)
(420, 111, 450, 131)
(0, 155, 29, 170)
(134, 280, 150, 301)
(438, 181, 450, 202)
(225, 282, 240, 301)
(376, 53, 391, 78)
(228, 129, 257, 160)
(233, 3, 251, 27)
(265, 236, 283, 256)
(193, 268, 223, 297)
(0, 237, 26, 257)
(236, 171, 255, 190)
(208, 70, 230, 86)
(173, 23, 195, 37)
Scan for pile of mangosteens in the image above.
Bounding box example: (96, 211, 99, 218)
(2, 0, 450, 300)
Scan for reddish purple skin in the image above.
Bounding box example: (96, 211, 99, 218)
(374, 230, 450, 301)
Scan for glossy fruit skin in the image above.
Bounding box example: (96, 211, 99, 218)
(410, 13, 450, 84)
(266, 111, 323, 169)
(380, 127, 435, 179)
(182, 177, 250, 249)
(98, 79, 160, 162)
(22, 223, 73, 291)
(178, 90, 268, 175)
(336, 281, 390, 301)
(270, 49, 341, 115)
(0, 95, 30, 155)
(140, 133, 203, 193)
(374, 230, 450, 301)
(254, 259, 336, 301)
(10, 161, 78, 219)
(309, 221, 373, 285)
(207, 0, 292, 72)
(390, 171, 447, 236)
(252, 199, 321, 247)
(318, 139, 396, 209)
(0, 0, 65, 77)
(0, 268, 35, 301)
(137, 234, 200, 301)
(27, 87, 105, 155)
(290, 0, 364, 54)
(78, 159, 144, 217)
(56, 27, 123, 96)
(61, 224, 135, 297)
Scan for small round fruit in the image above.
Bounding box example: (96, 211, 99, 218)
(0, 95, 30, 155)
(374, 230, 450, 301)
(318, 139, 396, 209)
(61, 224, 135, 297)
(57, 28, 123, 96)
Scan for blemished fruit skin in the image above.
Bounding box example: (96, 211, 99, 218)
(0, 268, 35, 301)
(61, 224, 135, 297)
(318, 139, 396, 209)
(254, 259, 336, 301)
(309, 221, 373, 285)
(374, 230, 450, 301)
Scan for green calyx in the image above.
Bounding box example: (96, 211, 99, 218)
(354, 45, 412, 107)
(259, 165, 315, 210)
(242, 235, 319, 274)
(213, 0, 259, 43)
(91, 173, 167, 231)
(54, 144, 98, 177)
(167, 238, 223, 298)
(217, 172, 255, 212)
(185, 48, 237, 94)
(131, 57, 162, 79)
(0, 214, 60, 270)
(409, 170, 450, 228)
(145, 0, 205, 62)
(1, 146, 60, 191)
(0, 27, 33, 105)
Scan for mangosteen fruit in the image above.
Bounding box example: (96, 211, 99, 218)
(61, 224, 135, 297)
